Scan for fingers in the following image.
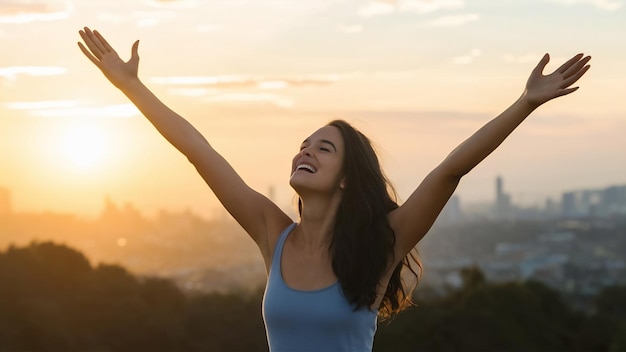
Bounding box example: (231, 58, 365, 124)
(77, 42, 101, 68)
(562, 55, 591, 80)
(131, 40, 140, 60)
(79, 28, 104, 59)
(554, 86, 579, 99)
(94, 30, 115, 53)
(556, 53, 585, 74)
(561, 64, 591, 88)
(78, 27, 113, 60)
(532, 53, 550, 76)
(86, 27, 108, 56)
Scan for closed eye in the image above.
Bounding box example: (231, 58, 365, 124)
(320, 147, 330, 152)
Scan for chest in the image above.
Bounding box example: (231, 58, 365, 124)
(280, 240, 337, 291)
(263, 236, 379, 351)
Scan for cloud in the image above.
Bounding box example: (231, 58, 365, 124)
(452, 48, 481, 64)
(0, 0, 73, 24)
(359, 0, 465, 17)
(340, 109, 490, 126)
(425, 13, 479, 27)
(168, 88, 214, 97)
(204, 93, 294, 108)
(545, 0, 622, 10)
(165, 77, 330, 97)
(257, 81, 290, 90)
(5, 100, 78, 110)
(149, 75, 337, 90)
(4, 100, 139, 118)
(0, 66, 67, 80)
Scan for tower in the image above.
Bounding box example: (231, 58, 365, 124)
(495, 176, 511, 218)
(496, 176, 504, 205)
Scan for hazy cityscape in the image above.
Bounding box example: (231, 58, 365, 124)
(1, 177, 625, 308)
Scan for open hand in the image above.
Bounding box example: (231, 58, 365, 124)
(524, 53, 591, 108)
(78, 27, 140, 89)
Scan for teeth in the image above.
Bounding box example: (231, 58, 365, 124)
(296, 163, 316, 173)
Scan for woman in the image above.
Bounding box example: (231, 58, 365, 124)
(78, 27, 590, 351)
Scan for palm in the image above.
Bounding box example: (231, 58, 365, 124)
(78, 27, 140, 89)
(524, 53, 591, 107)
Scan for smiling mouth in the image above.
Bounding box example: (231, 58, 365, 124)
(295, 163, 316, 173)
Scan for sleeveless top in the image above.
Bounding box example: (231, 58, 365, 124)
(262, 223, 378, 352)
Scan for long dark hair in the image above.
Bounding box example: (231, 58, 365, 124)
(298, 119, 422, 320)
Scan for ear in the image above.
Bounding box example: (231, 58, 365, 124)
(339, 178, 346, 190)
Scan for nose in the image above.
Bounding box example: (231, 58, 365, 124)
(300, 146, 313, 157)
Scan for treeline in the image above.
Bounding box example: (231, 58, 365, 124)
(374, 268, 626, 352)
(1, 242, 625, 352)
(0, 242, 267, 351)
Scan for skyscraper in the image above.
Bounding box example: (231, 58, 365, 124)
(495, 176, 511, 219)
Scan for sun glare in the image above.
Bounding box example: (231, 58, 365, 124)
(59, 125, 108, 171)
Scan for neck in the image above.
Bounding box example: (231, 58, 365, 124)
(296, 191, 342, 250)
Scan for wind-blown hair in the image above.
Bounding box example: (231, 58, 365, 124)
(298, 119, 422, 320)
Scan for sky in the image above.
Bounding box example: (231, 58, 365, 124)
(0, 0, 625, 219)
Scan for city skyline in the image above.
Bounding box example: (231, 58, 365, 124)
(2, 177, 625, 220)
(1, 0, 624, 218)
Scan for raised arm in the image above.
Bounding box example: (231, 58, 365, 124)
(77, 27, 291, 255)
(389, 53, 591, 257)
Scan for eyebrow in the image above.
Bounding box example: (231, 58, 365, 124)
(320, 139, 337, 152)
(302, 138, 337, 152)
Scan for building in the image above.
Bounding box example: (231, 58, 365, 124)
(562, 185, 626, 218)
(495, 176, 512, 219)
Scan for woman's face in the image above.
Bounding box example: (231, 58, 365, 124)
(289, 125, 345, 195)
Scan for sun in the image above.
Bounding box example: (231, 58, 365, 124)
(59, 125, 108, 171)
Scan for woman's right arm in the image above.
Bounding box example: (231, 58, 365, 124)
(78, 27, 291, 252)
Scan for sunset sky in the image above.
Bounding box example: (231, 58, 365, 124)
(1, 0, 624, 219)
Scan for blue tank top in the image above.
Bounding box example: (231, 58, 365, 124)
(263, 223, 378, 352)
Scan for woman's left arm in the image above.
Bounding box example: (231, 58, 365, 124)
(389, 53, 591, 257)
